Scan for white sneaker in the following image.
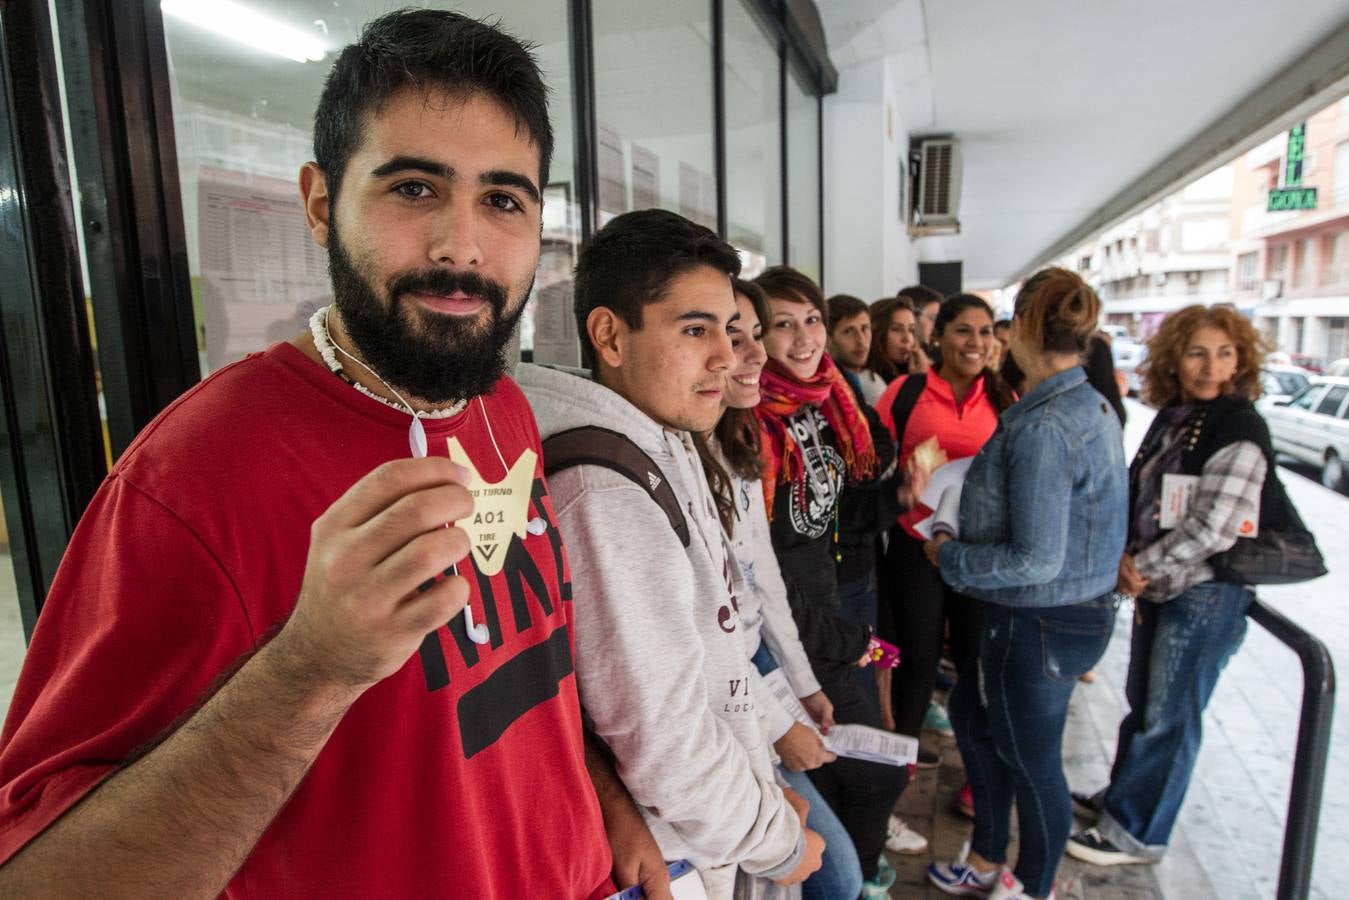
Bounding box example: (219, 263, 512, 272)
(988, 869, 1055, 900)
(885, 814, 929, 855)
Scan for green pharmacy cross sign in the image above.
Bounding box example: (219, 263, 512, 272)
(1268, 123, 1317, 211)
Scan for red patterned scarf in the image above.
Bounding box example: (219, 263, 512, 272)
(754, 354, 878, 517)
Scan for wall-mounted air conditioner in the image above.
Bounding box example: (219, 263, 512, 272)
(1261, 279, 1283, 301)
(909, 137, 962, 236)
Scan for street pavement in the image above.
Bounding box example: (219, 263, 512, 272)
(890, 398, 1344, 898)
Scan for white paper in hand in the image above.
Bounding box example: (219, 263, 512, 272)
(762, 668, 815, 727)
(762, 669, 917, 767)
(823, 724, 918, 767)
(930, 484, 963, 538)
(919, 456, 973, 510)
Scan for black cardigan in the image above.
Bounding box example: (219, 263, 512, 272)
(1132, 395, 1287, 536)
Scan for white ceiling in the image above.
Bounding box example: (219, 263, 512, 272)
(818, 0, 1349, 288)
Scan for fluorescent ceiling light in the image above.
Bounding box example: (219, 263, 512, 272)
(161, 0, 326, 63)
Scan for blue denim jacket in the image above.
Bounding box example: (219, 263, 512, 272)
(938, 367, 1128, 608)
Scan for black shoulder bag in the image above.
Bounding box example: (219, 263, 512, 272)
(1203, 405, 1326, 586)
(1208, 474, 1326, 585)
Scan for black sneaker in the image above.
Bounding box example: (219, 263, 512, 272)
(916, 747, 942, 769)
(1065, 828, 1152, 866)
(1071, 790, 1102, 821)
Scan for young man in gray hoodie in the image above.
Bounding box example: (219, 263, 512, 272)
(518, 210, 823, 898)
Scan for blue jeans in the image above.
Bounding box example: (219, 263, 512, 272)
(751, 642, 864, 898)
(778, 766, 863, 900)
(949, 598, 1114, 898)
(836, 571, 880, 709)
(1098, 580, 1253, 859)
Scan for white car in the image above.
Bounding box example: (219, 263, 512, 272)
(1261, 376, 1349, 492)
(1260, 364, 1311, 405)
(1112, 342, 1147, 397)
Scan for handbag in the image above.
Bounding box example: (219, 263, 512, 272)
(1208, 474, 1327, 585)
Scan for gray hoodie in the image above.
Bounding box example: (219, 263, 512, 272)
(518, 364, 804, 893)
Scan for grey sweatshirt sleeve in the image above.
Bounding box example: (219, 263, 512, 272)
(743, 483, 822, 699)
(554, 473, 804, 879)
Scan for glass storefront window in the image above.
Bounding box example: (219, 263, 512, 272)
(592, 0, 717, 231)
(786, 62, 820, 285)
(723, 0, 781, 277)
(158, 1, 579, 370)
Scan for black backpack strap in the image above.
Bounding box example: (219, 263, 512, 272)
(541, 426, 690, 548)
(888, 373, 927, 445)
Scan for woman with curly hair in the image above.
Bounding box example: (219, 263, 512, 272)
(1068, 304, 1277, 868)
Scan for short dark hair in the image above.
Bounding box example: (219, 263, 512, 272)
(897, 284, 943, 310)
(994, 319, 1012, 332)
(313, 10, 553, 202)
(574, 209, 741, 369)
(755, 266, 827, 320)
(827, 294, 869, 334)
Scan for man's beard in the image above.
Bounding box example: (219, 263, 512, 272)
(327, 226, 532, 403)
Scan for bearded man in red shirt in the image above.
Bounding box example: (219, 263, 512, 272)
(0, 10, 661, 899)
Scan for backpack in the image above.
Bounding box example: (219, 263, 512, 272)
(887, 373, 927, 447)
(540, 426, 690, 547)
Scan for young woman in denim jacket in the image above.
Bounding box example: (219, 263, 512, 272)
(923, 269, 1128, 900)
(1067, 306, 1273, 868)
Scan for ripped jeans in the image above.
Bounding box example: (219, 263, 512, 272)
(948, 596, 1115, 898)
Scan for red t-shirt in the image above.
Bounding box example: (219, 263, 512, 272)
(0, 343, 612, 899)
(877, 370, 1002, 540)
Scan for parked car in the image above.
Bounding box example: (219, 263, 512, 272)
(1260, 364, 1311, 405)
(1260, 376, 1349, 492)
(1113, 341, 1147, 397)
(1325, 358, 1349, 377)
(1289, 353, 1325, 374)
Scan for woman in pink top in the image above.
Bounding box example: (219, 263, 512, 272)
(874, 295, 1016, 754)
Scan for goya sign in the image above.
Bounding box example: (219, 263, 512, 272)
(1268, 124, 1317, 211)
(1268, 187, 1318, 211)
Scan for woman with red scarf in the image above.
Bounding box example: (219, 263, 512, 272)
(753, 266, 925, 898)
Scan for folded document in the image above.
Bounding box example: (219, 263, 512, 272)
(762, 669, 918, 767)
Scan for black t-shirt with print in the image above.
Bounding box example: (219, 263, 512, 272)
(768, 406, 902, 680)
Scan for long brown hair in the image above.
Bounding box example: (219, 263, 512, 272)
(1013, 267, 1101, 355)
(696, 278, 771, 534)
(1140, 304, 1268, 408)
(867, 296, 914, 381)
